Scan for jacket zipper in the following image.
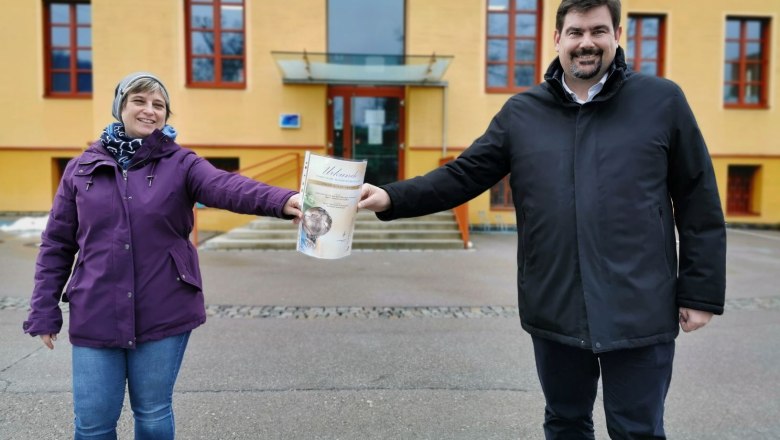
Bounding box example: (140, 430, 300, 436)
(521, 208, 528, 281)
(657, 207, 672, 278)
(123, 147, 157, 184)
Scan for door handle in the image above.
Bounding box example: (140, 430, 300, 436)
(399, 143, 405, 150)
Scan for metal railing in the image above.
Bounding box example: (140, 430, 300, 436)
(192, 153, 302, 245)
(439, 157, 470, 249)
(237, 152, 302, 188)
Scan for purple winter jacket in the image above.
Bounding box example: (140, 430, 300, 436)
(23, 129, 296, 348)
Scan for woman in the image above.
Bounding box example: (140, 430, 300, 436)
(22, 71, 301, 439)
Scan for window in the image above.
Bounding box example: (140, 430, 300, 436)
(490, 176, 513, 209)
(53, 157, 73, 198)
(185, 0, 246, 87)
(727, 165, 761, 215)
(44, 2, 92, 96)
(724, 17, 770, 107)
(626, 15, 665, 76)
(327, 0, 404, 65)
(205, 157, 240, 172)
(486, 0, 542, 92)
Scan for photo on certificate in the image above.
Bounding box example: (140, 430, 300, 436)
(297, 151, 367, 259)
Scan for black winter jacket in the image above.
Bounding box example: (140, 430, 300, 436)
(379, 49, 726, 352)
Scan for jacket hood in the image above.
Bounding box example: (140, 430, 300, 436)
(543, 46, 628, 103)
(83, 128, 179, 166)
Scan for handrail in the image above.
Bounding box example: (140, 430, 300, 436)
(439, 157, 470, 249)
(248, 158, 301, 189)
(192, 152, 303, 246)
(236, 152, 300, 176)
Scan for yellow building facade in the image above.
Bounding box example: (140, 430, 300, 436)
(1, 0, 778, 229)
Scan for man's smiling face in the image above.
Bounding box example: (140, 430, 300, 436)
(555, 5, 621, 84)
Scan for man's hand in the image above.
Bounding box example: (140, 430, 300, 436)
(357, 184, 391, 212)
(679, 308, 713, 333)
(283, 193, 303, 224)
(40, 334, 58, 350)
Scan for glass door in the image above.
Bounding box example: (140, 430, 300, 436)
(328, 86, 404, 186)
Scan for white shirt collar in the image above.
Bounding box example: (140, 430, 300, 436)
(561, 71, 609, 104)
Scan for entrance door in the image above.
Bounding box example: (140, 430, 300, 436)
(328, 86, 404, 186)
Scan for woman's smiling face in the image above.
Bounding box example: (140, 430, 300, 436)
(121, 90, 167, 139)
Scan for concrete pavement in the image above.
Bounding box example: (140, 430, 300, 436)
(1, 224, 779, 439)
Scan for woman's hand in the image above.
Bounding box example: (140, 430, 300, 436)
(40, 334, 58, 350)
(283, 193, 303, 224)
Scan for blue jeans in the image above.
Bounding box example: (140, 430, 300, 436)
(532, 336, 675, 440)
(71, 332, 190, 440)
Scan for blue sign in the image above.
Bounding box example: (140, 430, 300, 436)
(280, 113, 301, 129)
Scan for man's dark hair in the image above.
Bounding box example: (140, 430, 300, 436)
(555, 0, 621, 32)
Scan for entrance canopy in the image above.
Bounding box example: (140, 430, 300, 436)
(271, 51, 453, 86)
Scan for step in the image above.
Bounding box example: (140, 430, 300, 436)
(221, 228, 462, 240)
(201, 237, 465, 251)
(201, 210, 466, 251)
(244, 219, 458, 231)
(244, 212, 456, 228)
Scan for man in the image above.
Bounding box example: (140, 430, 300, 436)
(358, 0, 726, 438)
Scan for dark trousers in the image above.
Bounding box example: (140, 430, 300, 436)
(531, 336, 675, 440)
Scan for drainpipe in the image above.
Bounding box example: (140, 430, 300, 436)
(441, 85, 449, 158)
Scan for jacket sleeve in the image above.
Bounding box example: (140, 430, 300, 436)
(185, 154, 297, 218)
(668, 86, 727, 314)
(22, 160, 80, 336)
(379, 101, 512, 221)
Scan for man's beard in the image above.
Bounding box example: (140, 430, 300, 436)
(569, 48, 603, 80)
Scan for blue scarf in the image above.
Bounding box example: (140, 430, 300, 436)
(100, 123, 178, 169)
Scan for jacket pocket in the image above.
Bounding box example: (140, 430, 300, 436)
(169, 247, 203, 290)
(73, 162, 118, 226)
(654, 206, 673, 279)
(63, 256, 85, 303)
(73, 160, 112, 191)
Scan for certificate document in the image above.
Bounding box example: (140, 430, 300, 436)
(297, 152, 367, 259)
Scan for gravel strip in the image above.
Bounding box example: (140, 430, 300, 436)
(2, 296, 778, 317)
(203, 304, 518, 319)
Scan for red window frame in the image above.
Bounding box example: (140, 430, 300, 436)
(626, 15, 665, 77)
(724, 17, 770, 108)
(485, 0, 543, 93)
(490, 175, 513, 209)
(185, 0, 246, 88)
(43, 1, 92, 97)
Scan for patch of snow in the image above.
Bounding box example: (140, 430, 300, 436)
(0, 216, 48, 237)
